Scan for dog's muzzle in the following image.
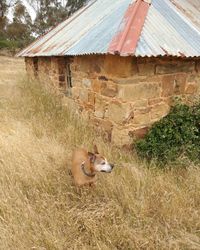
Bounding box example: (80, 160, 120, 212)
(100, 164, 114, 173)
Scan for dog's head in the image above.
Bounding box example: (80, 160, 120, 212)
(88, 145, 114, 173)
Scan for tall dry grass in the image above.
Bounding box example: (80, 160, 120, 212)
(0, 62, 200, 249)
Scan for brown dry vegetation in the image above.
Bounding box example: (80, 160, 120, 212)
(0, 56, 200, 250)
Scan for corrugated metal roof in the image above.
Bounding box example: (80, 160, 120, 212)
(17, 0, 200, 58)
(135, 0, 200, 57)
(108, 0, 150, 56)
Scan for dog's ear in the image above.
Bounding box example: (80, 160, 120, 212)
(94, 145, 99, 154)
(88, 152, 96, 163)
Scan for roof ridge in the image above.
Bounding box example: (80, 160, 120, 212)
(108, 0, 151, 56)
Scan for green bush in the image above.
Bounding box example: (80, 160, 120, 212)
(135, 102, 200, 166)
(0, 40, 11, 49)
(0, 39, 22, 49)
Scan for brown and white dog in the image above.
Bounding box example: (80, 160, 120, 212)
(71, 145, 114, 186)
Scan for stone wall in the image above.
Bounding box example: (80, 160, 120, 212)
(25, 55, 200, 146)
(25, 57, 67, 89)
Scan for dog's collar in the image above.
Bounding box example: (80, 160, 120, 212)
(81, 162, 96, 178)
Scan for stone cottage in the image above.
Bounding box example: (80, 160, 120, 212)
(17, 0, 200, 146)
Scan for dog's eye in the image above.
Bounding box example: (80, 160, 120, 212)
(101, 162, 106, 165)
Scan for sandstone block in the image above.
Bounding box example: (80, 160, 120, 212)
(185, 83, 198, 94)
(92, 79, 106, 93)
(134, 109, 151, 126)
(161, 74, 187, 97)
(148, 98, 163, 106)
(72, 80, 82, 88)
(107, 101, 131, 124)
(138, 63, 155, 76)
(79, 88, 88, 103)
(76, 55, 103, 74)
(71, 87, 80, 99)
(118, 83, 161, 102)
(103, 55, 138, 77)
(134, 127, 149, 139)
(94, 95, 107, 119)
(88, 91, 95, 106)
(156, 61, 195, 75)
(112, 76, 146, 85)
(150, 103, 169, 121)
(101, 81, 118, 97)
(91, 118, 113, 142)
(82, 78, 91, 88)
(134, 99, 148, 108)
(112, 126, 133, 147)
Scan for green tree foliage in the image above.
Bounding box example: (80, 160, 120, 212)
(135, 102, 200, 166)
(7, 1, 33, 46)
(0, 0, 8, 38)
(66, 0, 87, 16)
(33, 0, 67, 35)
(0, 0, 88, 49)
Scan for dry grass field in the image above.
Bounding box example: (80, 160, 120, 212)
(0, 56, 200, 250)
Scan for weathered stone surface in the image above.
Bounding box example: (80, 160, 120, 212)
(112, 126, 133, 146)
(185, 83, 198, 94)
(72, 80, 82, 88)
(88, 91, 95, 106)
(134, 127, 149, 139)
(138, 63, 155, 76)
(107, 101, 131, 124)
(94, 95, 107, 119)
(79, 88, 88, 103)
(150, 103, 169, 121)
(134, 108, 151, 125)
(92, 79, 106, 93)
(118, 83, 161, 101)
(148, 98, 163, 106)
(161, 74, 187, 97)
(71, 87, 80, 99)
(134, 99, 148, 108)
(75, 55, 104, 74)
(113, 76, 146, 85)
(82, 78, 92, 88)
(113, 75, 162, 85)
(103, 55, 138, 77)
(156, 61, 195, 75)
(91, 118, 113, 141)
(101, 81, 118, 97)
(174, 74, 187, 95)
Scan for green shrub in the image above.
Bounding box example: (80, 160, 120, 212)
(135, 102, 200, 166)
(0, 40, 11, 49)
(0, 39, 22, 50)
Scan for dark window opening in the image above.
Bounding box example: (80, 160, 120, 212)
(65, 61, 72, 96)
(66, 63, 72, 88)
(33, 57, 38, 77)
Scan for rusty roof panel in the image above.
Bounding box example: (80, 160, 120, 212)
(66, 0, 133, 55)
(18, 0, 134, 57)
(108, 0, 150, 56)
(135, 0, 200, 57)
(17, 0, 200, 58)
